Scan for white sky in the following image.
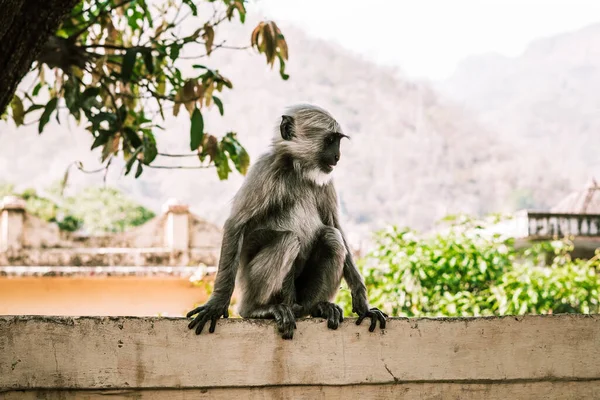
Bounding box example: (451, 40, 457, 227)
(253, 0, 600, 80)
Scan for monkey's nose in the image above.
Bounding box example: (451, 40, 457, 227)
(334, 154, 340, 162)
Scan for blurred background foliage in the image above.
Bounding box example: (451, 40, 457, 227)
(0, 181, 154, 233)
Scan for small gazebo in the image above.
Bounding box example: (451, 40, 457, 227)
(506, 179, 600, 258)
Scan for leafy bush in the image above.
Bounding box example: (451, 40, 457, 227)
(60, 186, 155, 234)
(336, 214, 600, 317)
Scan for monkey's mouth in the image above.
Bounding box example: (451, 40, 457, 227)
(322, 165, 334, 173)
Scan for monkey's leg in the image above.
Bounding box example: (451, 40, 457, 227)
(295, 226, 347, 330)
(237, 230, 301, 339)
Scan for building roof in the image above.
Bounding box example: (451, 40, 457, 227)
(551, 178, 600, 214)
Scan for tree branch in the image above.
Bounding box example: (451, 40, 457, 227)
(157, 152, 200, 158)
(146, 164, 214, 169)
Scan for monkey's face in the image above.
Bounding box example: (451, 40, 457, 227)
(319, 132, 345, 173)
(278, 106, 348, 176)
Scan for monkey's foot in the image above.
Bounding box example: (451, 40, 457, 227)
(271, 304, 297, 340)
(356, 307, 388, 332)
(310, 301, 344, 330)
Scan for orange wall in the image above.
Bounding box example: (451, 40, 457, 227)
(0, 276, 211, 317)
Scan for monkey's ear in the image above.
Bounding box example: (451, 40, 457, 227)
(280, 115, 295, 140)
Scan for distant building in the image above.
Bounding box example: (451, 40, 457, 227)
(494, 179, 600, 259)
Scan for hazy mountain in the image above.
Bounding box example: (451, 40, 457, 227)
(3, 13, 578, 247)
(440, 22, 600, 211)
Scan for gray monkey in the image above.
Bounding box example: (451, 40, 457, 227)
(187, 103, 387, 339)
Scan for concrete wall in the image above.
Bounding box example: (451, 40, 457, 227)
(1, 314, 599, 399)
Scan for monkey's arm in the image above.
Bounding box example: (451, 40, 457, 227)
(331, 213, 387, 331)
(187, 217, 244, 335)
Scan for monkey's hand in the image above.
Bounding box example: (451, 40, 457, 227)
(186, 299, 230, 335)
(310, 301, 344, 330)
(352, 292, 388, 332)
(271, 304, 297, 340)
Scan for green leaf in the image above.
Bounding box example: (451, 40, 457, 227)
(182, 0, 198, 16)
(135, 161, 143, 178)
(157, 77, 166, 95)
(236, 148, 250, 175)
(91, 132, 110, 150)
(221, 132, 242, 156)
(32, 83, 43, 97)
(82, 87, 100, 100)
(212, 96, 224, 115)
(190, 107, 204, 151)
(143, 50, 154, 74)
(125, 147, 142, 176)
(121, 49, 137, 82)
(169, 44, 181, 61)
(89, 112, 117, 130)
(10, 95, 24, 126)
(123, 127, 143, 148)
(64, 79, 80, 119)
(38, 97, 58, 134)
(25, 104, 44, 114)
(142, 131, 157, 164)
(215, 155, 232, 180)
(117, 104, 128, 125)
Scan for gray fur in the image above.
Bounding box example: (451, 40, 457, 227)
(187, 104, 387, 339)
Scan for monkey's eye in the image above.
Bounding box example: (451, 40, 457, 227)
(326, 136, 336, 145)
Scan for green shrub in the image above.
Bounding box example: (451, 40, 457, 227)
(336, 214, 600, 317)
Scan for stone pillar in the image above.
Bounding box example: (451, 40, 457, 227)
(1, 196, 26, 252)
(162, 198, 190, 252)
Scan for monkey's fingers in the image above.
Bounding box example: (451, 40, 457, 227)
(187, 310, 207, 330)
(369, 308, 387, 330)
(281, 308, 294, 331)
(376, 311, 387, 330)
(356, 314, 367, 326)
(368, 312, 377, 332)
(274, 305, 295, 340)
(328, 306, 340, 330)
(208, 316, 218, 333)
(223, 309, 229, 318)
(281, 328, 294, 340)
(194, 314, 211, 335)
(277, 316, 295, 340)
(335, 305, 344, 323)
(186, 306, 205, 318)
(272, 309, 284, 333)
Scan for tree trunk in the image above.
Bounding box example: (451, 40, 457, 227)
(0, 0, 78, 114)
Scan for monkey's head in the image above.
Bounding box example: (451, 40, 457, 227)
(275, 104, 349, 184)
